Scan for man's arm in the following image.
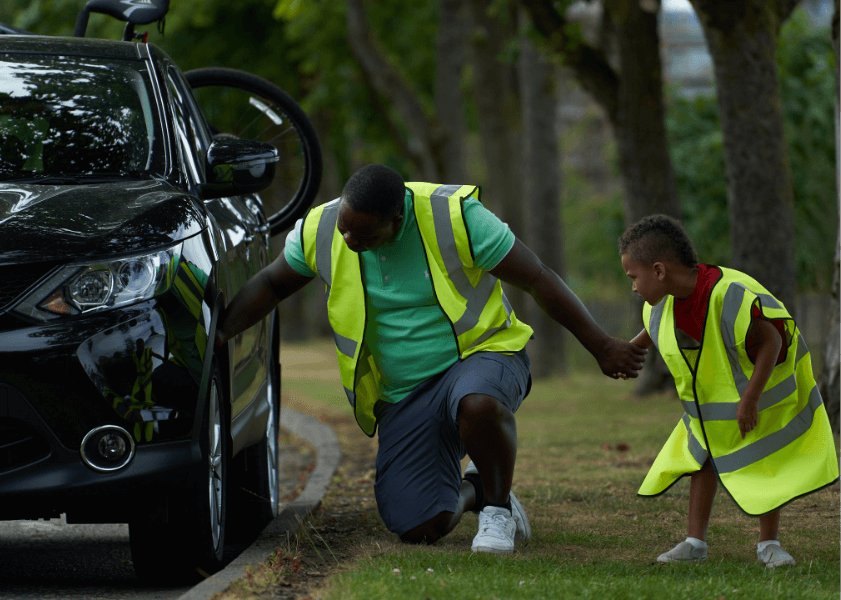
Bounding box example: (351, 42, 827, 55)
(216, 253, 313, 346)
(490, 238, 646, 378)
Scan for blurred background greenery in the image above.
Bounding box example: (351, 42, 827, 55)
(1, 0, 836, 386)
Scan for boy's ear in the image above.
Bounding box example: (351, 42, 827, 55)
(653, 261, 666, 280)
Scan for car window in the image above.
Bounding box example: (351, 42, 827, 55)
(0, 55, 165, 180)
(164, 66, 212, 187)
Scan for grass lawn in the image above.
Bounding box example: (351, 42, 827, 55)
(230, 338, 840, 600)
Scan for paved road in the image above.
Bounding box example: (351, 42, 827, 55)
(0, 409, 339, 600)
(0, 520, 189, 599)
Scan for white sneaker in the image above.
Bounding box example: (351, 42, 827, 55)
(464, 460, 531, 543)
(657, 540, 708, 563)
(471, 505, 516, 554)
(757, 542, 796, 568)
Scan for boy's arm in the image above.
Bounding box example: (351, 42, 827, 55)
(737, 318, 783, 438)
(630, 328, 652, 349)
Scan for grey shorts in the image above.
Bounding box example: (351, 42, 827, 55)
(373, 350, 531, 536)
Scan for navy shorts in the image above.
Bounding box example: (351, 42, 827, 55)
(373, 350, 531, 536)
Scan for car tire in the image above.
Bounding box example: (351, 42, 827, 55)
(128, 364, 229, 584)
(228, 319, 281, 541)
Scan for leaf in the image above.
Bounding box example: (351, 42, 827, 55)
(274, 0, 303, 20)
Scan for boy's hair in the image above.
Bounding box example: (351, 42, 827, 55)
(618, 214, 698, 267)
(341, 163, 405, 218)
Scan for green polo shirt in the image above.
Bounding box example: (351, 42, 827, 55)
(284, 190, 515, 402)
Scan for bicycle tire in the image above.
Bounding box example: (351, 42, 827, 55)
(185, 67, 322, 235)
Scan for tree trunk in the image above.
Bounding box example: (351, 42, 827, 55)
(604, 0, 681, 223)
(519, 23, 565, 377)
(519, 0, 680, 221)
(435, 0, 468, 182)
(465, 0, 524, 233)
(345, 0, 467, 182)
(465, 0, 527, 311)
(819, 0, 839, 434)
(689, 0, 798, 306)
(519, 0, 679, 393)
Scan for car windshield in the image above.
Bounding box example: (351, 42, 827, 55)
(0, 55, 164, 181)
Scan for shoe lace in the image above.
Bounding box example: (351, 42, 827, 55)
(479, 511, 511, 535)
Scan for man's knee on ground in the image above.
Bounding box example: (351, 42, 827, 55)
(399, 511, 453, 545)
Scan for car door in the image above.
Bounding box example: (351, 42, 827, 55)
(163, 66, 269, 423)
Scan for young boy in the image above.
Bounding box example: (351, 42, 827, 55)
(618, 214, 839, 567)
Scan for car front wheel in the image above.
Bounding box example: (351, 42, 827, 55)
(228, 324, 280, 540)
(129, 365, 229, 584)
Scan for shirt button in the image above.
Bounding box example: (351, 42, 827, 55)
(384, 275, 390, 282)
(380, 255, 387, 262)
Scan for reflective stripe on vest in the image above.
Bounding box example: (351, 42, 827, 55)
(301, 184, 533, 435)
(641, 267, 838, 512)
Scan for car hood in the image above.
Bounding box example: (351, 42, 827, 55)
(0, 179, 205, 263)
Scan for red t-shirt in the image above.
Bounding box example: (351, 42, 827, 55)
(674, 263, 786, 362)
(674, 264, 720, 342)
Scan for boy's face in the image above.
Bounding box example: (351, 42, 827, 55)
(621, 253, 667, 305)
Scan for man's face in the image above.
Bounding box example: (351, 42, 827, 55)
(337, 202, 402, 253)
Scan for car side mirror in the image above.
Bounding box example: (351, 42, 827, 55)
(199, 137, 279, 200)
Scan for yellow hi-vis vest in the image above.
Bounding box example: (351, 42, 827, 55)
(639, 266, 838, 514)
(301, 182, 534, 436)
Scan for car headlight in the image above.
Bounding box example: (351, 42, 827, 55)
(14, 244, 182, 320)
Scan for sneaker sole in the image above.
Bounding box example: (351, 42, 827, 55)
(763, 560, 796, 568)
(657, 557, 707, 564)
(472, 544, 514, 554)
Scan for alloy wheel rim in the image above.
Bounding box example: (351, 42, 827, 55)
(266, 377, 279, 516)
(207, 379, 224, 551)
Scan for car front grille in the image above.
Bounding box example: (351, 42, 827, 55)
(0, 418, 51, 474)
(0, 263, 59, 313)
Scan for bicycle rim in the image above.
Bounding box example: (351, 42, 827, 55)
(185, 67, 322, 235)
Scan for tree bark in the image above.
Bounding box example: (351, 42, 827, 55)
(519, 0, 680, 222)
(604, 0, 680, 223)
(464, 0, 524, 230)
(819, 0, 839, 434)
(434, 0, 468, 181)
(519, 23, 565, 377)
(519, 0, 679, 392)
(689, 0, 798, 306)
(465, 0, 527, 311)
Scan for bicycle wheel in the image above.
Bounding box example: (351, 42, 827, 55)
(185, 67, 322, 235)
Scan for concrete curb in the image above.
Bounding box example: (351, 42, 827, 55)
(178, 408, 341, 600)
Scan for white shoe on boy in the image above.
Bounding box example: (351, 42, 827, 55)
(657, 538, 708, 563)
(756, 541, 796, 568)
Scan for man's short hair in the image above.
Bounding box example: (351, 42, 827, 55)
(618, 214, 698, 267)
(341, 164, 405, 218)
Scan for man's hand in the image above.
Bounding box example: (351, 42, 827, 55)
(596, 337, 647, 379)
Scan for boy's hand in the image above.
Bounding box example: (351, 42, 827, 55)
(737, 394, 759, 438)
(597, 337, 647, 379)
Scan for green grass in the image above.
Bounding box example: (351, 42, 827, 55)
(278, 339, 840, 600)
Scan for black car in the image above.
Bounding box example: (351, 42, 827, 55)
(0, 30, 317, 583)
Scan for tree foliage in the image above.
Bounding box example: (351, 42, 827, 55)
(1, 0, 834, 295)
